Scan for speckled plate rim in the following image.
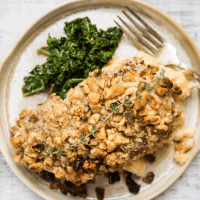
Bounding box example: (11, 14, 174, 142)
(0, 0, 200, 200)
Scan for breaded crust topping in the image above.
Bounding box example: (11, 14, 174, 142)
(10, 56, 183, 185)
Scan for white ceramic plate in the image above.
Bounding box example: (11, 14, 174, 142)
(0, 0, 200, 200)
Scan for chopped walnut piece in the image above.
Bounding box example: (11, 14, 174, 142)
(139, 66, 159, 77)
(13, 148, 24, 162)
(174, 128, 195, 142)
(88, 92, 100, 104)
(134, 98, 147, 110)
(105, 153, 117, 166)
(160, 77, 173, 89)
(174, 151, 189, 165)
(175, 138, 195, 153)
(138, 82, 146, 92)
(53, 167, 67, 178)
(155, 86, 169, 96)
(171, 84, 182, 96)
(11, 136, 25, 148)
(29, 162, 43, 172)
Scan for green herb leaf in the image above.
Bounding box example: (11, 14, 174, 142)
(157, 69, 165, 82)
(157, 77, 163, 82)
(80, 135, 85, 143)
(58, 147, 65, 156)
(146, 85, 154, 91)
(160, 69, 165, 77)
(69, 145, 74, 151)
(92, 125, 98, 133)
(136, 91, 141, 99)
(91, 125, 98, 137)
(111, 103, 119, 113)
(105, 118, 110, 122)
(44, 149, 55, 157)
(61, 152, 65, 156)
(58, 147, 64, 153)
(80, 135, 84, 140)
(124, 98, 132, 104)
(38, 103, 43, 106)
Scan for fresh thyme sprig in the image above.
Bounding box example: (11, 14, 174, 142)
(69, 145, 74, 151)
(146, 85, 154, 91)
(101, 116, 105, 120)
(111, 103, 119, 113)
(80, 135, 86, 143)
(123, 98, 132, 104)
(136, 90, 141, 99)
(91, 125, 98, 137)
(157, 68, 165, 82)
(105, 118, 110, 122)
(58, 147, 65, 156)
(44, 147, 66, 157)
(44, 149, 55, 157)
(58, 147, 63, 153)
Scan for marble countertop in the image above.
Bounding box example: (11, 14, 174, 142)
(0, 0, 200, 199)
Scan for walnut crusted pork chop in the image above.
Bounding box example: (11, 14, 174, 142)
(10, 52, 198, 185)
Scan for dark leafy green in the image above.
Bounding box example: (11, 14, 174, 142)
(22, 76, 45, 96)
(22, 17, 122, 99)
(56, 78, 84, 99)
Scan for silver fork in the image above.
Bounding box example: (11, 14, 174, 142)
(114, 6, 200, 81)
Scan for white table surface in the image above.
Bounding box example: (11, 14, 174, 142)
(0, 0, 200, 199)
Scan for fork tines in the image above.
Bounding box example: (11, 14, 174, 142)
(115, 6, 165, 55)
